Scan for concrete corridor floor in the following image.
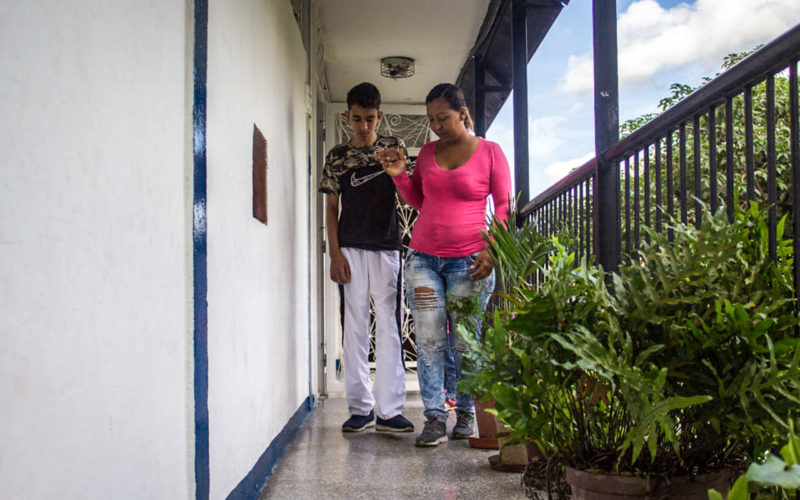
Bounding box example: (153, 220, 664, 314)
(258, 391, 528, 499)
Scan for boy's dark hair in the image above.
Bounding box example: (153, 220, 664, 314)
(425, 83, 474, 131)
(347, 82, 381, 110)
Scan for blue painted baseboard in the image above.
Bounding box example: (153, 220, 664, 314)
(192, 0, 209, 498)
(226, 395, 316, 500)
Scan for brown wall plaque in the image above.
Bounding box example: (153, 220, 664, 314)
(252, 124, 268, 225)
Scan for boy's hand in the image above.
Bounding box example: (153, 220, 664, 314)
(469, 249, 494, 280)
(378, 147, 406, 177)
(330, 252, 351, 284)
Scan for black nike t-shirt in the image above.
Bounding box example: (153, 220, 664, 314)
(318, 135, 408, 251)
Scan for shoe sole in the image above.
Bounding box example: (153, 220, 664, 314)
(415, 435, 448, 447)
(451, 431, 474, 440)
(375, 424, 414, 433)
(342, 421, 375, 433)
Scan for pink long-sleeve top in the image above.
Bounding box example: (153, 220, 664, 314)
(393, 137, 512, 257)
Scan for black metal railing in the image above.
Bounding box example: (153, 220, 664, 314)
(523, 157, 596, 264)
(521, 23, 800, 301)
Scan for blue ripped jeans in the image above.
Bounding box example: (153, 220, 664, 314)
(405, 249, 495, 422)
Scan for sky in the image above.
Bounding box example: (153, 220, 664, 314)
(486, 0, 800, 198)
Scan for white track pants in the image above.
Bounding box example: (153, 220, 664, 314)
(340, 247, 406, 419)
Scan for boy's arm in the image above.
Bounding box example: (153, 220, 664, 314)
(325, 194, 351, 284)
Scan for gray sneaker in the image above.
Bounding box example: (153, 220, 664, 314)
(451, 412, 475, 439)
(415, 417, 447, 447)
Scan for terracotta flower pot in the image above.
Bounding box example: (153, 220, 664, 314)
(565, 467, 731, 500)
(468, 397, 500, 449)
(474, 398, 498, 438)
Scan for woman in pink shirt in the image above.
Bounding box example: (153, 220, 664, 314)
(379, 83, 512, 447)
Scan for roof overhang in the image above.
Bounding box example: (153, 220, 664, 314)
(457, 0, 567, 130)
(318, 0, 491, 104)
(318, 0, 565, 117)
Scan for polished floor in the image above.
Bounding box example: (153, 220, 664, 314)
(258, 390, 527, 499)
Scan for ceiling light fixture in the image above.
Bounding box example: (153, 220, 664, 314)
(380, 56, 415, 79)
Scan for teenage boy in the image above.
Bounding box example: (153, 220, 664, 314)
(319, 82, 414, 433)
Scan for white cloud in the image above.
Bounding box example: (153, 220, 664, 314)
(530, 115, 566, 160)
(487, 113, 578, 195)
(560, 0, 800, 94)
(486, 114, 567, 163)
(485, 120, 514, 158)
(561, 54, 594, 94)
(542, 152, 596, 186)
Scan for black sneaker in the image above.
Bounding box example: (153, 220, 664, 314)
(451, 412, 475, 439)
(415, 417, 447, 447)
(376, 414, 414, 433)
(342, 410, 375, 432)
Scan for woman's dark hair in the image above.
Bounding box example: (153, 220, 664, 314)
(347, 82, 381, 110)
(425, 83, 474, 131)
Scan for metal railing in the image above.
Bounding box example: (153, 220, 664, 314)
(522, 156, 597, 264)
(521, 23, 800, 298)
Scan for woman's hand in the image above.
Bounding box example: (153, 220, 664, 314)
(469, 249, 494, 280)
(378, 147, 406, 177)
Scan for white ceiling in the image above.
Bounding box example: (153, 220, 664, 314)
(318, 0, 491, 104)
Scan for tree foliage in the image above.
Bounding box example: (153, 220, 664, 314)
(617, 44, 796, 253)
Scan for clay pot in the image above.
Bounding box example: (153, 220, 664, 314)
(469, 398, 500, 449)
(565, 467, 731, 500)
(475, 398, 498, 438)
(526, 441, 544, 461)
(489, 432, 545, 473)
(498, 433, 528, 467)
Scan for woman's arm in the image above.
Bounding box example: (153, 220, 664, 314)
(392, 171, 423, 210)
(379, 147, 424, 209)
(489, 142, 512, 224)
(469, 143, 512, 280)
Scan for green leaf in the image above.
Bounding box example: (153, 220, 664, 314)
(781, 421, 800, 467)
(647, 431, 658, 461)
(746, 455, 800, 489)
(723, 475, 749, 500)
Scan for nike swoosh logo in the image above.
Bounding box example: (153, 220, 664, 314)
(350, 170, 385, 187)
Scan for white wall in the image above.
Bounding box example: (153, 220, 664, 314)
(205, 1, 312, 497)
(0, 1, 193, 499)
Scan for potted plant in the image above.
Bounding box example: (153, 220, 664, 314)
(459, 203, 800, 499)
(459, 237, 634, 493)
(709, 420, 800, 500)
(449, 205, 552, 459)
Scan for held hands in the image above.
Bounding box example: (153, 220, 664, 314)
(378, 147, 406, 177)
(330, 251, 351, 284)
(469, 249, 495, 280)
